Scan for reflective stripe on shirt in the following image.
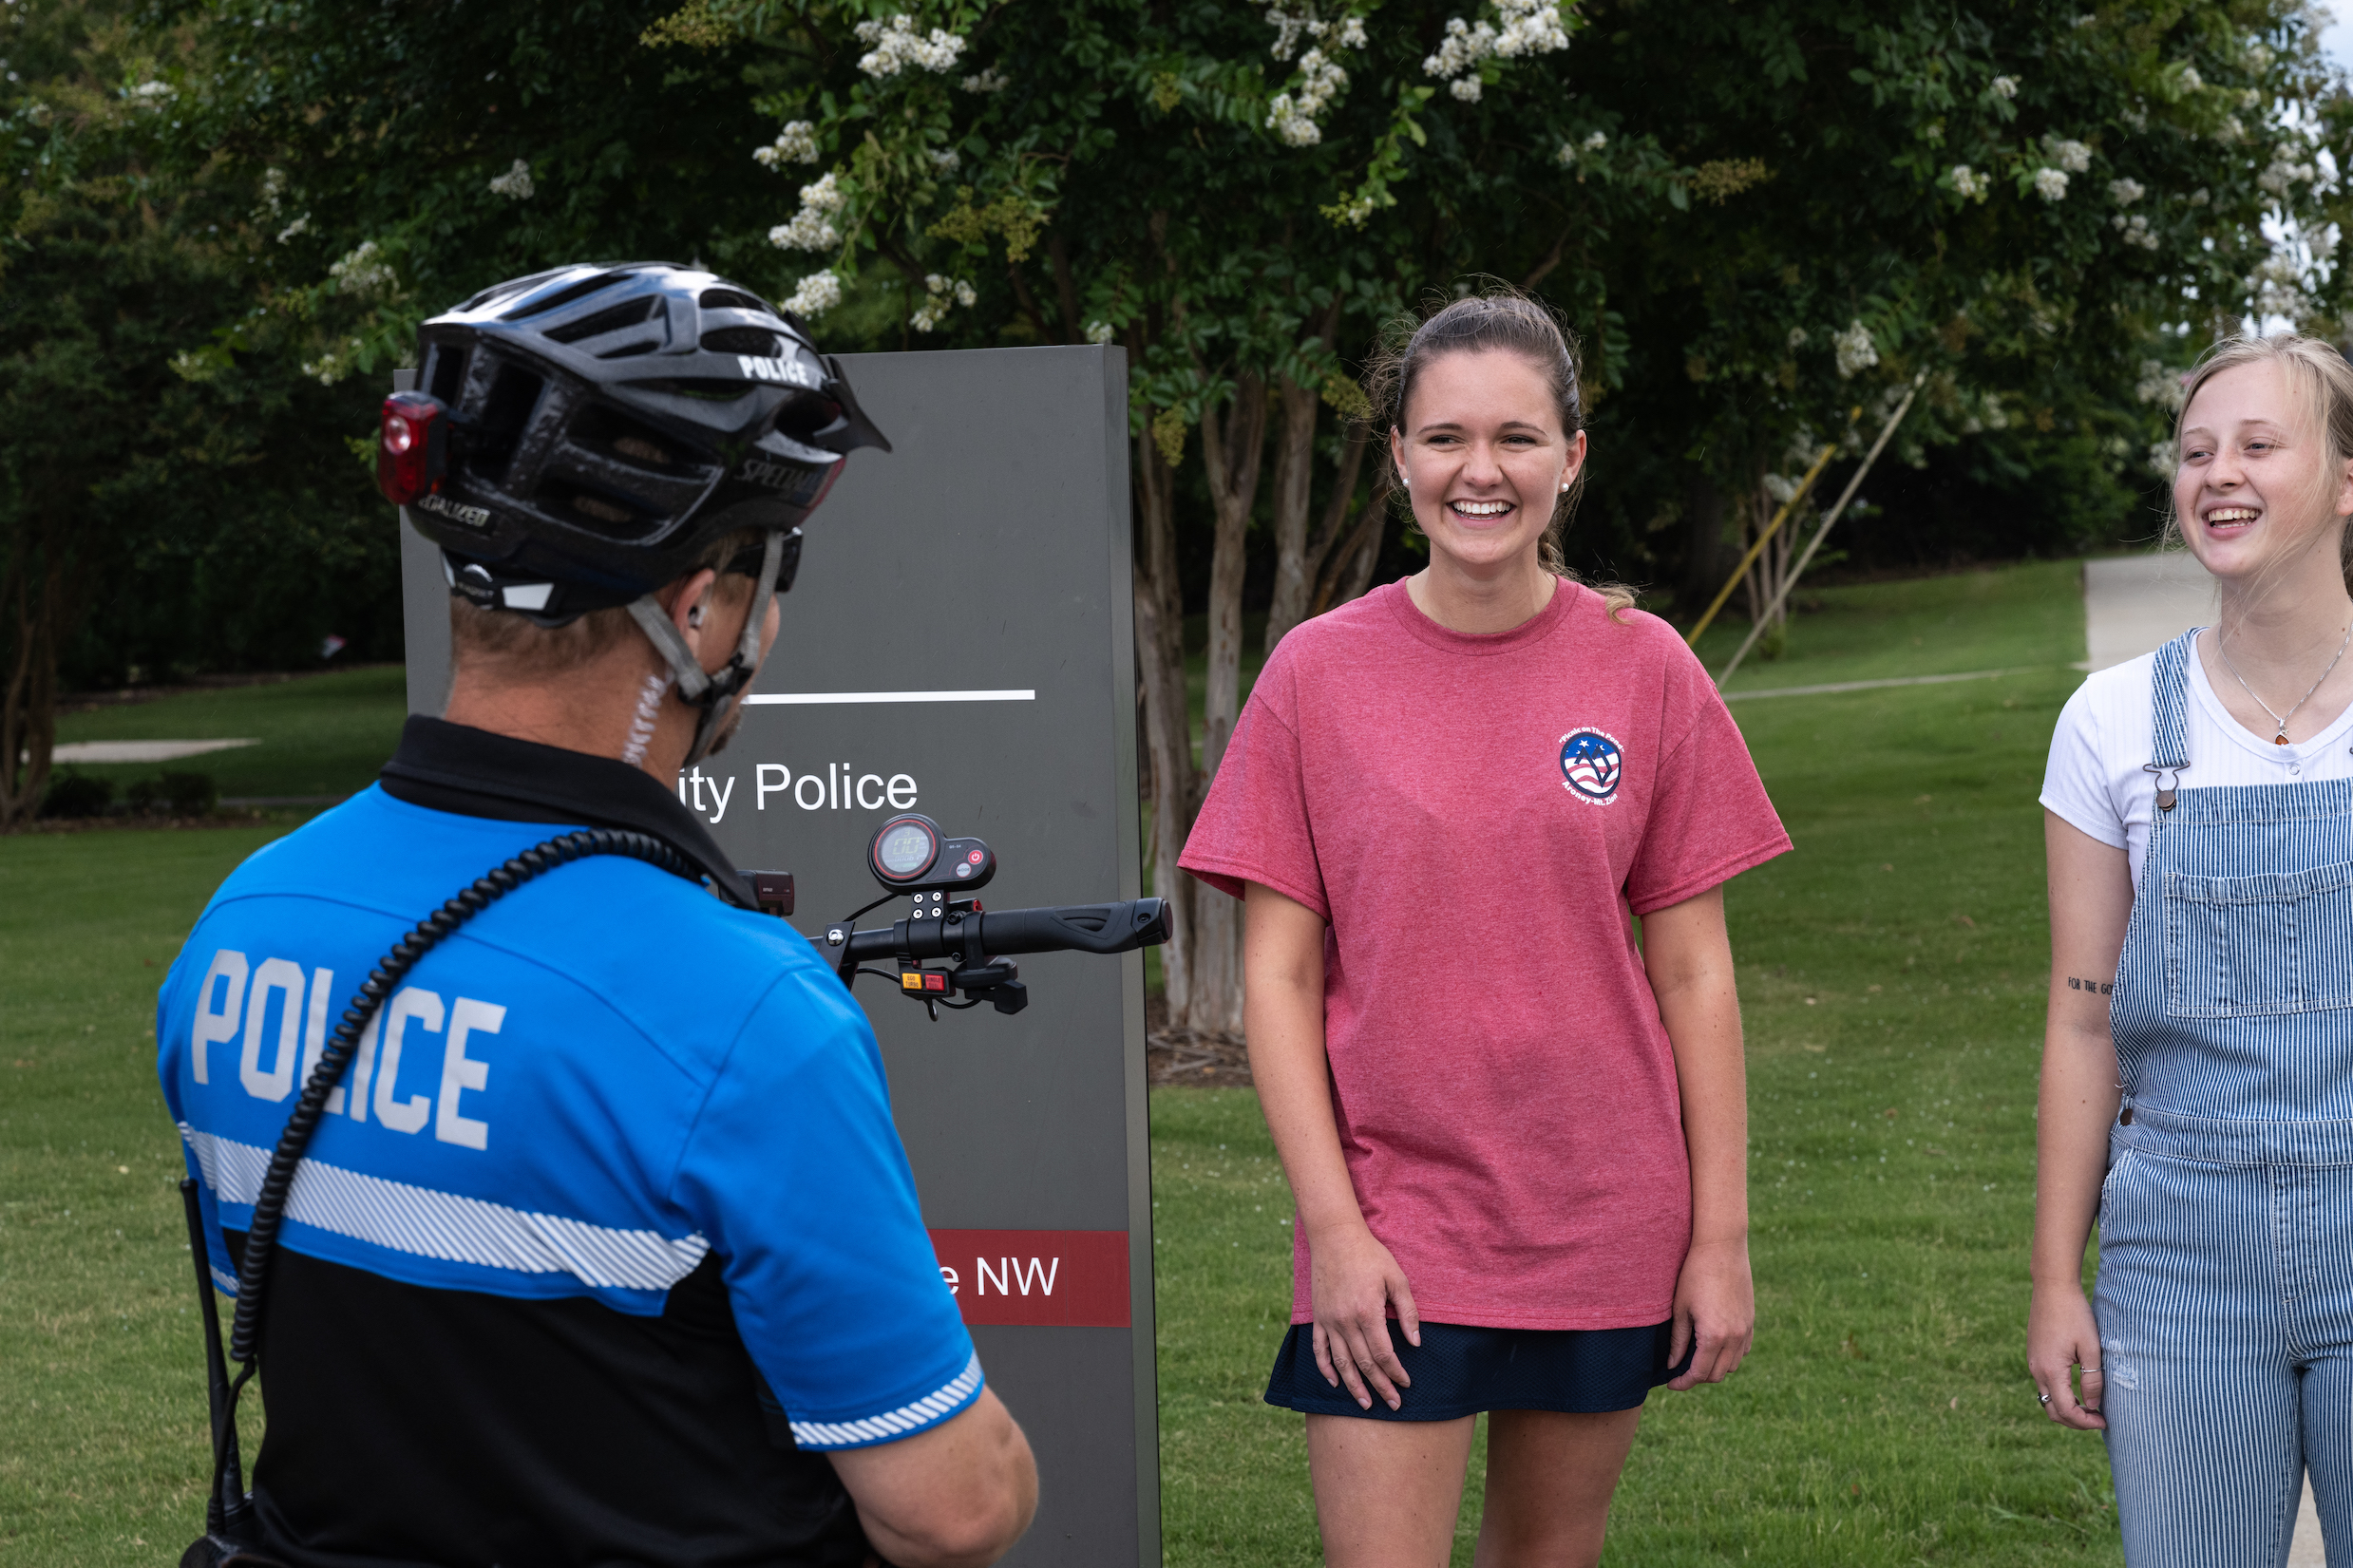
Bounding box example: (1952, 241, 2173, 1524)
(182, 1123, 711, 1294)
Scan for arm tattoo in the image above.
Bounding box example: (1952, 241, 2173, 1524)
(2065, 975, 2115, 995)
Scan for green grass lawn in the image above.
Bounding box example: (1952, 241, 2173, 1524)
(1153, 558, 2118, 1565)
(4, 560, 2118, 1564)
(51, 666, 410, 801)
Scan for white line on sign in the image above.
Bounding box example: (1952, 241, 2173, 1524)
(743, 690, 1036, 706)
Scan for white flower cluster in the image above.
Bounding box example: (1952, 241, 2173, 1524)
(329, 240, 397, 299)
(1949, 163, 1988, 199)
(487, 159, 534, 199)
(928, 147, 960, 174)
(769, 172, 844, 253)
(960, 66, 1009, 93)
(123, 80, 173, 104)
(1556, 129, 1607, 166)
(1266, 7, 1312, 59)
(2258, 152, 2317, 196)
(910, 274, 977, 332)
(855, 14, 966, 79)
(2043, 136, 2093, 173)
(2135, 359, 2187, 410)
(2033, 167, 2069, 201)
(1086, 320, 1117, 345)
(2112, 212, 2159, 250)
(1264, 8, 1366, 144)
(2109, 177, 2144, 205)
(301, 337, 364, 387)
(1989, 75, 2019, 99)
(1264, 8, 1368, 60)
(1267, 48, 1348, 145)
(2254, 252, 2307, 318)
(753, 122, 820, 169)
(1334, 193, 1378, 226)
(1832, 319, 1877, 379)
(2217, 116, 2245, 143)
(2177, 65, 2204, 92)
(1787, 327, 1808, 349)
(1423, 0, 1569, 104)
(1761, 471, 1801, 504)
(258, 167, 313, 244)
(784, 271, 844, 319)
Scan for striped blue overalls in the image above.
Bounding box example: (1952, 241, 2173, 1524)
(2100, 632, 2353, 1566)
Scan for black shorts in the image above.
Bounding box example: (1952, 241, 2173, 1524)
(1263, 1318, 1686, 1421)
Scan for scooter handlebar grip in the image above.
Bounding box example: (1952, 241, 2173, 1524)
(977, 898, 1171, 956)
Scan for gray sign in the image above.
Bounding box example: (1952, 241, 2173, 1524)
(399, 347, 1157, 1567)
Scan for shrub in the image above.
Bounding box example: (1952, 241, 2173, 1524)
(40, 770, 114, 820)
(161, 771, 218, 816)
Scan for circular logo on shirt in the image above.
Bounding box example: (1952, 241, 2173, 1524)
(1559, 729, 1624, 803)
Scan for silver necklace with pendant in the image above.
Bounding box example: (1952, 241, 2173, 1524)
(2215, 621, 2353, 745)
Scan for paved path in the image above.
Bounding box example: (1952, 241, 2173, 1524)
(48, 738, 256, 764)
(1722, 668, 2040, 701)
(2084, 554, 2326, 1565)
(2084, 552, 2217, 670)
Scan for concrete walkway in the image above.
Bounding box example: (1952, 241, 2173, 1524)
(2084, 553, 2326, 1566)
(47, 738, 256, 764)
(2084, 552, 2218, 670)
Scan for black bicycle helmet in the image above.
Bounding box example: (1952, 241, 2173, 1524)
(377, 261, 889, 762)
(382, 260, 886, 617)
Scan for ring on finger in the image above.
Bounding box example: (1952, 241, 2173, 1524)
(2037, 1391, 2052, 1407)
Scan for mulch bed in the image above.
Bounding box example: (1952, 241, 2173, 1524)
(1146, 995, 1252, 1087)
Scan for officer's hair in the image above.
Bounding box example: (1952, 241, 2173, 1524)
(1365, 282, 1635, 614)
(448, 528, 768, 681)
(2168, 333, 2353, 593)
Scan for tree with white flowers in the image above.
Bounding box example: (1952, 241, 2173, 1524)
(82, 0, 2353, 1024)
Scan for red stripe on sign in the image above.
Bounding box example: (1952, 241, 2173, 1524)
(928, 1229, 1130, 1327)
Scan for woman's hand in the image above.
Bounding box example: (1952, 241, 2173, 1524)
(2027, 1282, 2107, 1430)
(1307, 1222, 1420, 1411)
(1666, 1235, 1754, 1389)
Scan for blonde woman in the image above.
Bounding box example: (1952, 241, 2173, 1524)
(2034, 334, 2353, 1563)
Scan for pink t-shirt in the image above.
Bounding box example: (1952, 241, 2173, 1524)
(1180, 579, 1789, 1330)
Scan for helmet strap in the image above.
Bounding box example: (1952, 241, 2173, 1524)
(625, 529, 788, 767)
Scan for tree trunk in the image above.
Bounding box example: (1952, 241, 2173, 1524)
(1308, 436, 1379, 618)
(0, 550, 65, 834)
(1681, 478, 1734, 612)
(1328, 472, 1390, 610)
(1261, 373, 1321, 657)
(1129, 410, 1199, 1021)
(1739, 479, 1795, 658)
(1184, 371, 1268, 1035)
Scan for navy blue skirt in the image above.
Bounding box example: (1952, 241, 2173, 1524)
(1264, 1318, 1684, 1421)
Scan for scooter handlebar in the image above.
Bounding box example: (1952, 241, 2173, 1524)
(837, 897, 1170, 965)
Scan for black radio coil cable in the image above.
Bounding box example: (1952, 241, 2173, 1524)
(181, 829, 700, 1560)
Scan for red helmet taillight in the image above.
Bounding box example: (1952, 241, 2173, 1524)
(377, 392, 449, 506)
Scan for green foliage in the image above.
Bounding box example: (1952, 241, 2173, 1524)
(38, 767, 113, 818)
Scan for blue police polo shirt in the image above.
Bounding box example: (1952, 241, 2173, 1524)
(156, 718, 979, 1564)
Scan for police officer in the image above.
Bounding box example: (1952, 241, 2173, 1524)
(158, 265, 1037, 1567)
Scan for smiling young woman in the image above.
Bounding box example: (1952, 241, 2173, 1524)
(2033, 334, 2353, 1562)
(1177, 290, 1791, 1567)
